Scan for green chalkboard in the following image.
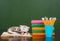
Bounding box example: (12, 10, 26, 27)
(0, 0, 60, 34)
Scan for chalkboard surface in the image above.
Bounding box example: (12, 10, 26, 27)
(0, 0, 60, 36)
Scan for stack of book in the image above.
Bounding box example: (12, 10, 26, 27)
(31, 20, 55, 38)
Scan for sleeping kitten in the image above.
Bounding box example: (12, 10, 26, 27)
(7, 25, 30, 35)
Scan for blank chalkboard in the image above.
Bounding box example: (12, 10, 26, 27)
(0, 0, 60, 35)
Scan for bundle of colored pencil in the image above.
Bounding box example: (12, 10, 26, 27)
(42, 17, 56, 37)
(31, 20, 55, 38)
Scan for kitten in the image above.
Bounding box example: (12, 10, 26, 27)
(7, 25, 30, 35)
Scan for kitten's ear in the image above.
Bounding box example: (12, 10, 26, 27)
(28, 27, 30, 29)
